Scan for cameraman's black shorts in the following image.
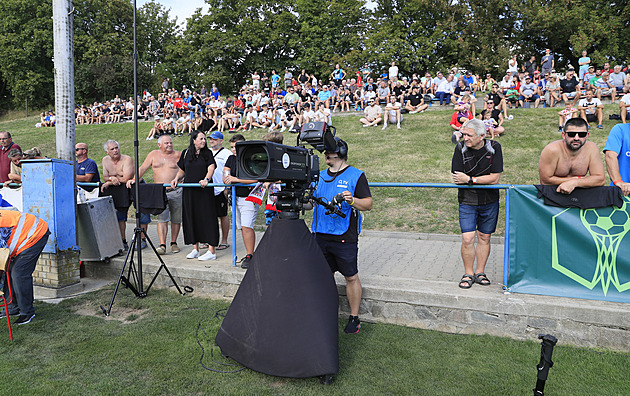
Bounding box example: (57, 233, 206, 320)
(215, 191, 228, 217)
(315, 236, 358, 277)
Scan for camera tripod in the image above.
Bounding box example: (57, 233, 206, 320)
(100, 223, 184, 316)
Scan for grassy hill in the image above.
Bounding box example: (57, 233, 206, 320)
(1, 103, 621, 235)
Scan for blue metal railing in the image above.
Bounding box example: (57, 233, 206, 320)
(77, 181, 515, 284)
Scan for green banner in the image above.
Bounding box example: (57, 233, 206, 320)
(508, 185, 630, 303)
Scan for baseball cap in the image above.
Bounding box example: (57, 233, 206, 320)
(210, 131, 223, 140)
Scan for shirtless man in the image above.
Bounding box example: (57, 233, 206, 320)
(101, 139, 150, 250)
(127, 135, 182, 255)
(539, 117, 605, 194)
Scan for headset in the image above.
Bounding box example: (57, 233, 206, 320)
(333, 136, 348, 159)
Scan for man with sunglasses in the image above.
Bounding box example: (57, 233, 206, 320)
(478, 101, 505, 135)
(539, 118, 605, 194)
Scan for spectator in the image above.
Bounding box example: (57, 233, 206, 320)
(450, 104, 474, 143)
(0, 131, 21, 183)
(451, 119, 503, 289)
(578, 51, 591, 81)
(604, 119, 630, 196)
(6, 148, 22, 186)
(388, 61, 399, 82)
(171, 131, 219, 261)
(382, 96, 402, 130)
(619, 92, 630, 123)
(545, 74, 562, 108)
(128, 135, 183, 255)
(404, 86, 428, 114)
(483, 74, 496, 92)
(376, 81, 390, 105)
(577, 89, 604, 129)
(582, 66, 597, 85)
(224, 134, 259, 269)
(283, 69, 293, 90)
(507, 54, 518, 77)
(436, 74, 455, 105)
(359, 100, 383, 127)
(252, 70, 260, 90)
(499, 73, 512, 95)
(478, 100, 505, 136)
(594, 72, 617, 103)
(519, 76, 541, 108)
(560, 68, 580, 104)
(541, 49, 555, 75)
(484, 84, 511, 120)
(75, 143, 100, 192)
(523, 55, 537, 76)
(101, 139, 151, 251)
(558, 101, 579, 132)
(609, 65, 627, 95)
(539, 117, 605, 194)
(330, 64, 346, 87)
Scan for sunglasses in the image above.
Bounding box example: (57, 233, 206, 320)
(565, 131, 588, 138)
(75, 148, 86, 151)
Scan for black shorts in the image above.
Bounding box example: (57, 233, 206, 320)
(215, 191, 228, 217)
(315, 235, 358, 277)
(585, 113, 598, 123)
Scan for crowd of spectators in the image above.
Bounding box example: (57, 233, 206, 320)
(56, 53, 630, 143)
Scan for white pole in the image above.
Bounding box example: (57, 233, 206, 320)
(52, 0, 75, 161)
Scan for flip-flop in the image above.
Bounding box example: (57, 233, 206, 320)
(216, 243, 230, 250)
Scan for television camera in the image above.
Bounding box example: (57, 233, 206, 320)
(236, 122, 346, 220)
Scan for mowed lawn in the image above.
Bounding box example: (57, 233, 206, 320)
(3, 103, 620, 235)
(0, 287, 628, 395)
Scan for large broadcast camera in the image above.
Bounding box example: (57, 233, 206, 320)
(236, 122, 344, 220)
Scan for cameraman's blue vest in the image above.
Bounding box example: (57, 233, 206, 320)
(312, 166, 363, 236)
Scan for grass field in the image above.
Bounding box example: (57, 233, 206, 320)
(0, 287, 628, 395)
(1, 103, 621, 235)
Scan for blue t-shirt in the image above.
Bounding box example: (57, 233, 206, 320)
(603, 123, 630, 184)
(578, 56, 590, 71)
(271, 74, 280, 86)
(76, 158, 100, 191)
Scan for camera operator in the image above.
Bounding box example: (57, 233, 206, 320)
(312, 137, 372, 334)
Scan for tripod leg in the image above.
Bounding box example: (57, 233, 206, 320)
(140, 229, 184, 296)
(102, 235, 138, 316)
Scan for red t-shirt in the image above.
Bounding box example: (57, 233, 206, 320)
(450, 111, 473, 128)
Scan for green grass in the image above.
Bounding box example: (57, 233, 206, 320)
(0, 288, 628, 395)
(1, 103, 620, 236)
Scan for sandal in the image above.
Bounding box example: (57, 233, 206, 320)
(474, 272, 491, 286)
(459, 274, 474, 289)
(216, 243, 230, 250)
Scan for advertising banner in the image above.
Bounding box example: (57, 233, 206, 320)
(508, 185, 630, 303)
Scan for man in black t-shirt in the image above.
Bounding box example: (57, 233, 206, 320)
(560, 68, 580, 104)
(451, 119, 503, 289)
(483, 84, 510, 119)
(478, 101, 505, 135)
(311, 137, 372, 334)
(404, 86, 428, 113)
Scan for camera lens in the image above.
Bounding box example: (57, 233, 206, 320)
(241, 146, 269, 178)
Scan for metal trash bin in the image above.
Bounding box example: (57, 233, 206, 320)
(77, 197, 124, 261)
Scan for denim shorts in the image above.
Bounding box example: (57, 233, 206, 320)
(117, 209, 151, 225)
(458, 201, 500, 234)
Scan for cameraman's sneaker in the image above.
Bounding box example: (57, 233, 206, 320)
(241, 254, 253, 269)
(344, 315, 361, 334)
(15, 313, 35, 325)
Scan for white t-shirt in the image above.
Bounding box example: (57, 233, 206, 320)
(578, 97, 602, 115)
(620, 93, 630, 111)
(437, 80, 453, 93)
(212, 147, 232, 194)
(389, 65, 399, 80)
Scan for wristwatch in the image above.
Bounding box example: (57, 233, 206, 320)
(468, 176, 473, 185)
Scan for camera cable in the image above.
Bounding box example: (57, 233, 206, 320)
(196, 308, 247, 373)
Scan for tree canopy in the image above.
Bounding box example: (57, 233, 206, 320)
(0, 0, 627, 109)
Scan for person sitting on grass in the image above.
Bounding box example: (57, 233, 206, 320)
(450, 105, 474, 144)
(382, 96, 402, 130)
(558, 102, 579, 132)
(359, 100, 383, 127)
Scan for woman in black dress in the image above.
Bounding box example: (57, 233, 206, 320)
(170, 131, 219, 260)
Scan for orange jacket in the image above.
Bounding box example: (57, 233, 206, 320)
(0, 210, 49, 257)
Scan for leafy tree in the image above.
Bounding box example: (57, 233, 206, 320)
(0, 0, 54, 108)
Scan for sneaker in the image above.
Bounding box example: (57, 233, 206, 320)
(198, 250, 217, 261)
(508, 115, 514, 120)
(15, 313, 35, 325)
(597, 124, 603, 129)
(171, 242, 181, 253)
(382, 124, 388, 130)
(123, 241, 129, 251)
(397, 123, 401, 129)
(156, 245, 166, 255)
(344, 315, 361, 334)
(241, 254, 253, 269)
(140, 239, 148, 249)
(558, 127, 563, 132)
(409, 110, 418, 114)
(362, 124, 369, 128)
(186, 249, 200, 259)
(280, 126, 286, 133)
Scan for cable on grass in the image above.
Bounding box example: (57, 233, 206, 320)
(196, 308, 246, 373)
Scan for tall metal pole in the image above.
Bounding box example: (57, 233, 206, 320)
(52, 0, 75, 161)
(133, 0, 144, 294)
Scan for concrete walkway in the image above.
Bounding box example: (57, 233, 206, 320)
(79, 221, 630, 351)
